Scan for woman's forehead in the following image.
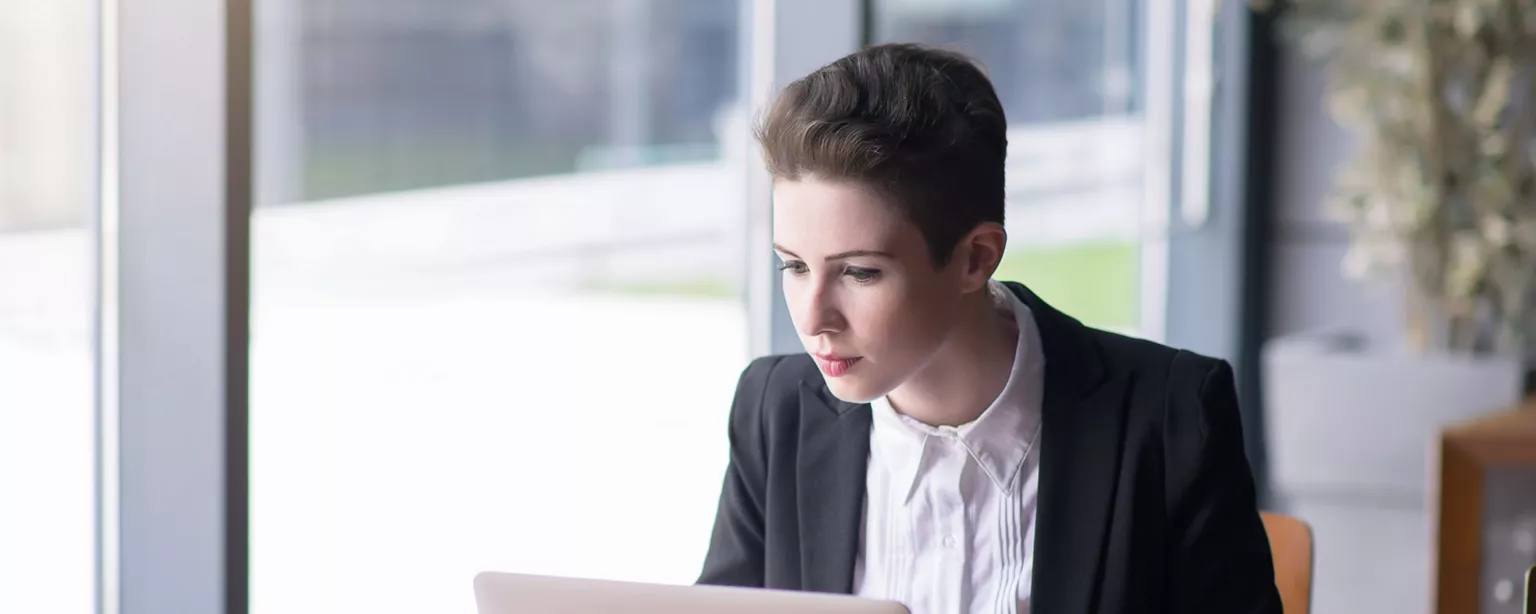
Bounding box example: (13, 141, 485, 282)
(771, 178, 921, 252)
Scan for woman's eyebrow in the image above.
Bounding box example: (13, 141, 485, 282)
(772, 244, 893, 261)
(823, 249, 894, 261)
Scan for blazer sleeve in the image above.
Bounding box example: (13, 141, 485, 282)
(696, 355, 780, 587)
(1164, 356, 1284, 614)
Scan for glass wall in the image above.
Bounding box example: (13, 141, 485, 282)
(0, 2, 98, 613)
(248, 1, 748, 612)
(874, 0, 1146, 333)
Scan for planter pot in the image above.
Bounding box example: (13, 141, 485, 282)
(1263, 332, 1524, 494)
(1261, 331, 1524, 614)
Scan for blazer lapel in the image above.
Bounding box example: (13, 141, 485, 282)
(796, 382, 871, 594)
(1008, 282, 1130, 614)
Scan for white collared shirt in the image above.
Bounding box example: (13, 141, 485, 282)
(852, 281, 1046, 614)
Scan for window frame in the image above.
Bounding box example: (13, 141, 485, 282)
(103, 0, 252, 613)
(745, 0, 864, 357)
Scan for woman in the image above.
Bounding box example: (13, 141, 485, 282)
(697, 43, 1283, 614)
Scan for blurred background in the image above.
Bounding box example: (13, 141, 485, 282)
(2, 1, 1534, 613)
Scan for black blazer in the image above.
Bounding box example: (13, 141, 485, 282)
(697, 282, 1282, 614)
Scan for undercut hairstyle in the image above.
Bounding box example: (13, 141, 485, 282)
(755, 43, 1008, 266)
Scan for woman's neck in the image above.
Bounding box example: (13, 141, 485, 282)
(885, 287, 1019, 427)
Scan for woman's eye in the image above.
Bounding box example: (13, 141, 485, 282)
(844, 267, 880, 283)
(778, 260, 808, 275)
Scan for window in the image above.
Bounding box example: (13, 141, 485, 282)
(0, 2, 98, 613)
(873, 0, 1148, 334)
(78, 0, 1218, 609)
(249, 1, 748, 612)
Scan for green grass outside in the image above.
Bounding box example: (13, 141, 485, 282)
(301, 142, 719, 201)
(992, 240, 1139, 330)
(588, 277, 737, 299)
(303, 144, 589, 200)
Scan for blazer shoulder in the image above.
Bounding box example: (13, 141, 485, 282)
(725, 353, 822, 466)
(736, 353, 817, 402)
(1166, 347, 1230, 403)
(1084, 327, 1227, 390)
(1082, 328, 1237, 446)
(1139, 345, 1247, 507)
(731, 353, 818, 422)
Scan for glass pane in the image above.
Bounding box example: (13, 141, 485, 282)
(0, 2, 98, 614)
(249, 2, 748, 613)
(874, 0, 1144, 333)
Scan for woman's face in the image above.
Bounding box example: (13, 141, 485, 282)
(771, 177, 976, 403)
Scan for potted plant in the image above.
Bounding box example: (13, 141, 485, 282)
(1252, 1, 1536, 612)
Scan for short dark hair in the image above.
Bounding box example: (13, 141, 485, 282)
(755, 43, 1008, 266)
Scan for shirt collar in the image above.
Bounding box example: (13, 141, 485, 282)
(869, 280, 1046, 502)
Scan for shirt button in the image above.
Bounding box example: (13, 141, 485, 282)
(942, 535, 957, 548)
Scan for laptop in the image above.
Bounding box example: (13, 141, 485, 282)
(474, 572, 910, 614)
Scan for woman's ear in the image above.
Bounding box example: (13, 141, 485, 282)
(956, 222, 1007, 293)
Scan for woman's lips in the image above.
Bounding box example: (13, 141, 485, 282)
(813, 354, 862, 377)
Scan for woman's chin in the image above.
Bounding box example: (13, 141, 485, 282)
(822, 375, 884, 405)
